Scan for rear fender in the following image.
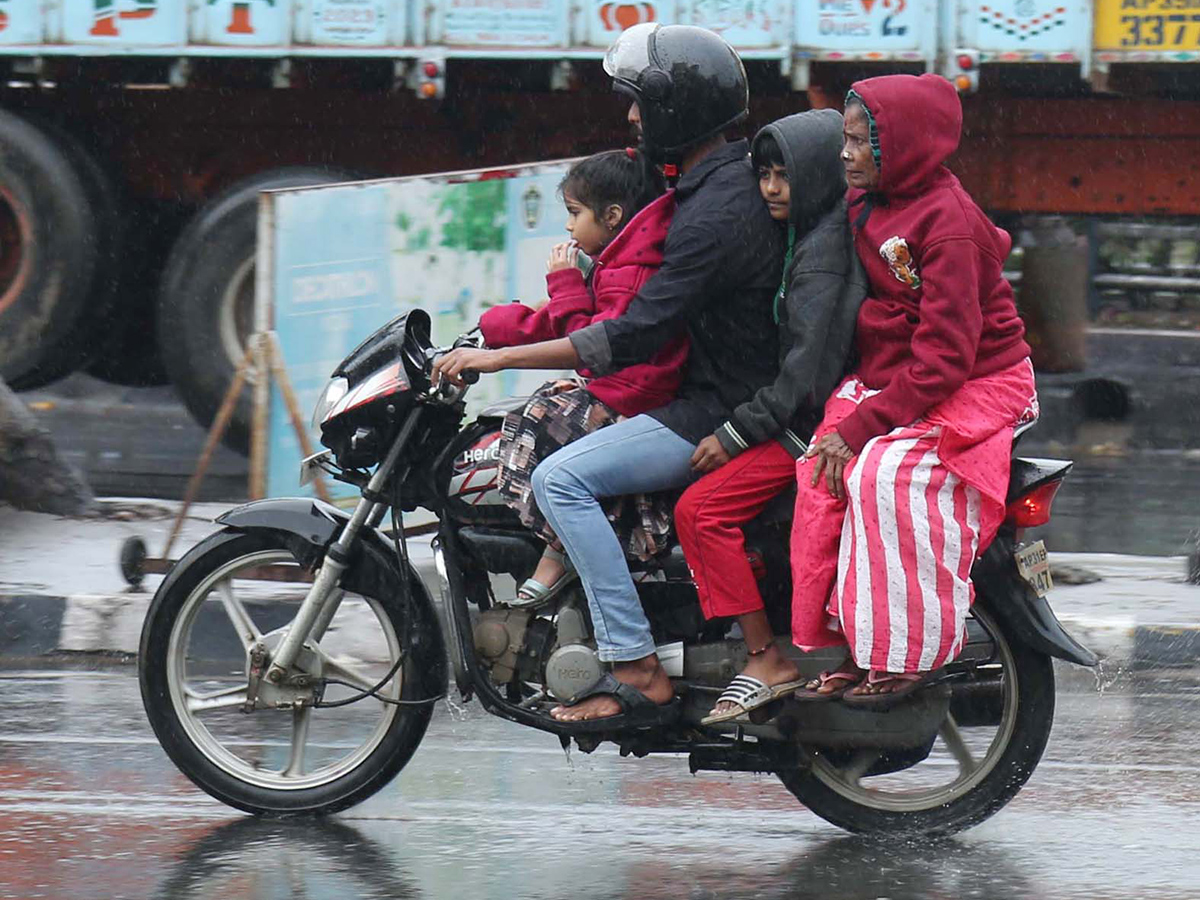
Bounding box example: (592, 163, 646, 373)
(1007, 457, 1073, 502)
(973, 530, 1098, 667)
(214, 498, 448, 695)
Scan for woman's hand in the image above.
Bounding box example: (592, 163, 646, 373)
(546, 241, 580, 274)
(805, 431, 855, 500)
(691, 434, 732, 473)
(431, 347, 505, 387)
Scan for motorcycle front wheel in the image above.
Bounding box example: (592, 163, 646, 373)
(779, 602, 1055, 837)
(139, 529, 434, 815)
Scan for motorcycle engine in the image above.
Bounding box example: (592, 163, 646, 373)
(472, 598, 604, 701)
(544, 644, 604, 703)
(472, 609, 549, 686)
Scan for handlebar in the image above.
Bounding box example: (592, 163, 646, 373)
(423, 329, 484, 403)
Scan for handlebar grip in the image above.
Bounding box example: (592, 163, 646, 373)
(461, 369, 480, 385)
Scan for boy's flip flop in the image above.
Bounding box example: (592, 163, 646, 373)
(700, 674, 806, 725)
(548, 673, 680, 733)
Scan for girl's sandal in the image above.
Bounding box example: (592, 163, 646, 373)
(512, 548, 577, 609)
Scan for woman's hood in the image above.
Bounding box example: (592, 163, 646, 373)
(752, 109, 846, 233)
(849, 73, 962, 199)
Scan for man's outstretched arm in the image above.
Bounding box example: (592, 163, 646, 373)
(431, 337, 580, 386)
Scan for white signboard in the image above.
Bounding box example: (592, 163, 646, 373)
(263, 163, 577, 500)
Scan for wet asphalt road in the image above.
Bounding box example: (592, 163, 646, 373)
(2, 665, 1199, 900)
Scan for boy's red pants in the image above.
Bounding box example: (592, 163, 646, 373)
(675, 441, 797, 619)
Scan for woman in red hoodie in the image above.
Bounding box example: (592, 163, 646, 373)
(479, 149, 687, 606)
(789, 74, 1039, 705)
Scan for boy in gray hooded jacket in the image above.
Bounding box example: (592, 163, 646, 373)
(675, 109, 867, 724)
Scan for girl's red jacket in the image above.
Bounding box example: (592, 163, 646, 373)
(479, 191, 688, 418)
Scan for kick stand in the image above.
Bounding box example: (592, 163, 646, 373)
(119, 330, 331, 589)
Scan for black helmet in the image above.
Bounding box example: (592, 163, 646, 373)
(604, 23, 749, 164)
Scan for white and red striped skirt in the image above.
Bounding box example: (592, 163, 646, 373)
(790, 360, 1038, 673)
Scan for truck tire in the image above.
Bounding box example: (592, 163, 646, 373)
(15, 119, 124, 388)
(0, 111, 100, 389)
(157, 168, 352, 454)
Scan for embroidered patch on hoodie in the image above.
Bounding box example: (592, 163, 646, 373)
(879, 236, 921, 290)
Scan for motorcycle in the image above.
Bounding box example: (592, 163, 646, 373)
(139, 309, 1097, 836)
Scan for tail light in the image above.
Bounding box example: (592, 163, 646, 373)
(1004, 479, 1063, 528)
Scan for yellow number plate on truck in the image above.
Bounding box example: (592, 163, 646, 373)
(1094, 0, 1200, 51)
(1015, 540, 1053, 597)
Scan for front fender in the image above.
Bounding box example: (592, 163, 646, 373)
(973, 531, 1098, 667)
(214, 497, 448, 695)
(216, 497, 343, 550)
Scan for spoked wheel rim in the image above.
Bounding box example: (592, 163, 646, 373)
(166, 549, 402, 792)
(805, 605, 1019, 813)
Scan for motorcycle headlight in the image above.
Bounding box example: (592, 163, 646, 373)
(311, 376, 349, 429)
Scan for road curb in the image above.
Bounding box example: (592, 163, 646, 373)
(1, 558, 442, 661)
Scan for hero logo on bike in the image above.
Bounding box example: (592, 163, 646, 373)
(450, 431, 505, 505)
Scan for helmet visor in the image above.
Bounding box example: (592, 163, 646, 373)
(603, 23, 658, 83)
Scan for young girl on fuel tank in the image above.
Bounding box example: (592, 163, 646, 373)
(478, 149, 687, 607)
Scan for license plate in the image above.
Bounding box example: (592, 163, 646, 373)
(1014, 540, 1053, 597)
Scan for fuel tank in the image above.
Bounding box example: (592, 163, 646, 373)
(440, 420, 521, 526)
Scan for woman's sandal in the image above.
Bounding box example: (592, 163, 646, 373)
(700, 674, 807, 725)
(511, 547, 577, 608)
(841, 668, 944, 710)
(790, 668, 865, 702)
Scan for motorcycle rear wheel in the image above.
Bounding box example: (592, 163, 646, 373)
(139, 529, 433, 815)
(779, 603, 1055, 836)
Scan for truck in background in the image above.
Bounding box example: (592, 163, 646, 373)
(0, 0, 1196, 451)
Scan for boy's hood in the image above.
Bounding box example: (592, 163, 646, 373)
(752, 109, 845, 233)
(849, 73, 962, 199)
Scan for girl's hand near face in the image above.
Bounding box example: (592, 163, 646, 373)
(546, 241, 580, 274)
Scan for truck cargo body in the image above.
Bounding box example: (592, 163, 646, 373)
(0, 0, 1195, 449)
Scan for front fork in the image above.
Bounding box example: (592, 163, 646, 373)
(261, 411, 421, 685)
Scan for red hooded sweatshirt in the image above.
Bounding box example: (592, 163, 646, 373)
(478, 191, 688, 418)
(836, 74, 1031, 453)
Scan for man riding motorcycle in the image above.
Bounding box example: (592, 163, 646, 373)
(433, 23, 786, 725)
